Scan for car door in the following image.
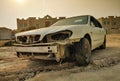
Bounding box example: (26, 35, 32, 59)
(90, 16, 105, 49)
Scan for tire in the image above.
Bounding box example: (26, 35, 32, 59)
(75, 38, 91, 66)
(100, 36, 106, 49)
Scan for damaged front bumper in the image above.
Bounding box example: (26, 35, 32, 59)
(14, 43, 69, 62)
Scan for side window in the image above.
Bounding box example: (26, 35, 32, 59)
(90, 17, 97, 27)
(96, 20, 102, 28)
(90, 21, 96, 27)
(90, 17, 102, 28)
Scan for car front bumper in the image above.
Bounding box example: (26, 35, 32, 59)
(14, 43, 67, 62)
(15, 46, 58, 53)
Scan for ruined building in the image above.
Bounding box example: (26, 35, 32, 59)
(17, 15, 65, 31)
(98, 16, 120, 33)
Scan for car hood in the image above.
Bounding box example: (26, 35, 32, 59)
(15, 25, 86, 40)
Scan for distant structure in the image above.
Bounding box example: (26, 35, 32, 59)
(98, 16, 120, 33)
(0, 27, 13, 40)
(17, 15, 66, 31)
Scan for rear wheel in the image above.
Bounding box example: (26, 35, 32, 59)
(75, 38, 91, 66)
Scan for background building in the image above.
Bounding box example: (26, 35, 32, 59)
(0, 27, 13, 40)
(98, 16, 120, 33)
(17, 15, 65, 32)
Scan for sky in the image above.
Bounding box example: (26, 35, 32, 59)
(0, 0, 120, 29)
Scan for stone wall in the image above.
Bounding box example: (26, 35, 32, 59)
(17, 15, 66, 31)
(98, 16, 120, 33)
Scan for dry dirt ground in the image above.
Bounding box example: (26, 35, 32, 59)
(0, 34, 120, 81)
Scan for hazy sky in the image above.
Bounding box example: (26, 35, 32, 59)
(0, 0, 120, 29)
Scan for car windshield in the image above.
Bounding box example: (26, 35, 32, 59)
(52, 16, 88, 26)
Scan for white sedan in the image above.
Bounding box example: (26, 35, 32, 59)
(14, 15, 106, 65)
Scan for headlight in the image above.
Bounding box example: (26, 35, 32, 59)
(51, 30, 72, 41)
(42, 30, 72, 43)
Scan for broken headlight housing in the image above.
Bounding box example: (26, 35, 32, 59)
(43, 30, 72, 43)
(51, 30, 72, 40)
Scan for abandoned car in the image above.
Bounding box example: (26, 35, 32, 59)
(14, 15, 106, 65)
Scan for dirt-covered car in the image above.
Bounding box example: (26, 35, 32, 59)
(14, 15, 106, 65)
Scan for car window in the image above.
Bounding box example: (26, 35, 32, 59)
(52, 16, 88, 26)
(96, 20, 102, 28)
(90, 20, 96, 27)
(90, 17, 102, 28)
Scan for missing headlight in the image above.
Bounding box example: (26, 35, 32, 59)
(51, 33, 69, 40)
(51, 30, 72, 41)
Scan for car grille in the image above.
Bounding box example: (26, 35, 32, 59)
(17, 35, 41, 44)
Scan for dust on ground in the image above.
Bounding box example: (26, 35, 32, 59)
(0, 34, 120, 81)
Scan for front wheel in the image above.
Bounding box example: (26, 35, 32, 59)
(75, 38, 91, 66)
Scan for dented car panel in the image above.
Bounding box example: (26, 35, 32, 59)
(14, 15, 106, 62)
